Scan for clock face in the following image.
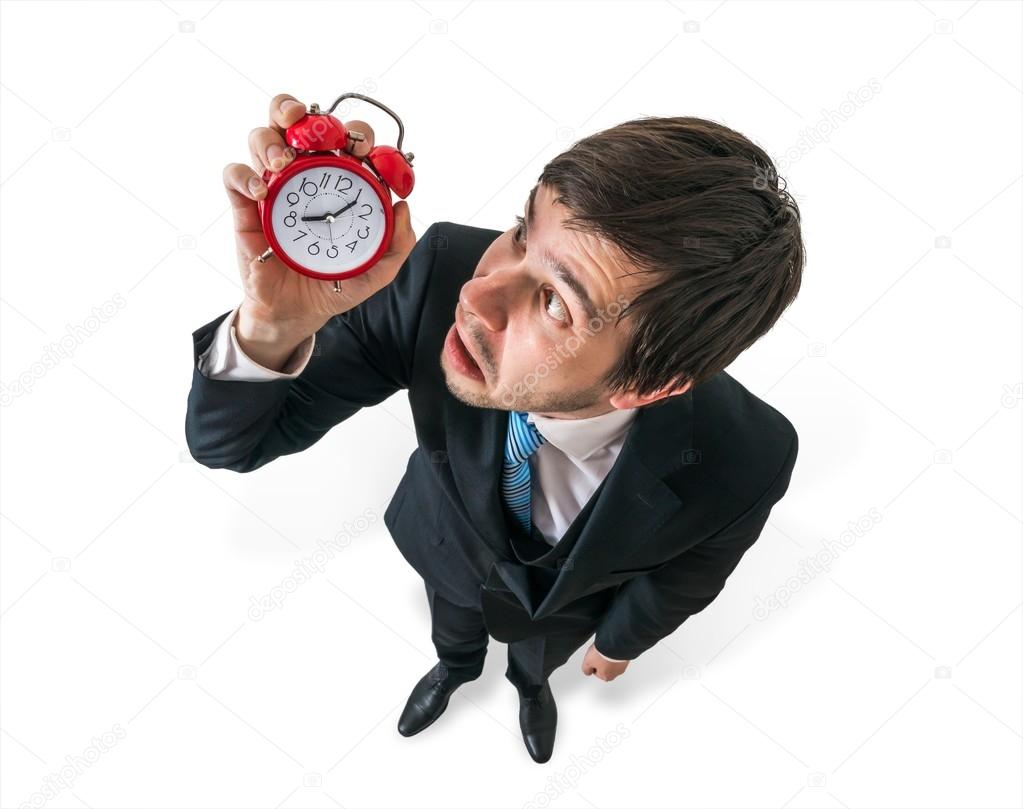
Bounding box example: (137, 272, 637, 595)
(269, 164, 387, 275)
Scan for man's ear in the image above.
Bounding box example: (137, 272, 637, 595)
(608, 379, 692, 410)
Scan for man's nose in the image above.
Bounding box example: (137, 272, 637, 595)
(460, 271, 517, 332)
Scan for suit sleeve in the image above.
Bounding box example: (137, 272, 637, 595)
(184, 222, 442, 472)
(593, 434, 798, 661)
(593, 648, 629, 663)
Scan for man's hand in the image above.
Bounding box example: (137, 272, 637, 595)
(581, 644, 629, 681)
(223, 92, 417, 370)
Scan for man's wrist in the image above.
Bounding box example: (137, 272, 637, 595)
(235, 304, 321, 372)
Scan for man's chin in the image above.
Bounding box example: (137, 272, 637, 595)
(444, 378, 499, 410)
(440, 353, 495, 409)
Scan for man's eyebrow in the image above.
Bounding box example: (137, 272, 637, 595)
(525, 189, 601, 322)
(543, 251, 601, 322)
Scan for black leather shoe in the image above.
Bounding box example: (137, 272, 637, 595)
(518, 681, 557, 763)
(397, 663, 470, 737)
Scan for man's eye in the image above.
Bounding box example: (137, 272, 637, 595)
(511, 216, 566, 323)
(545, 289, 568, 323)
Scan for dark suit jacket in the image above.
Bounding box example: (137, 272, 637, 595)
(185, 222, 798, 661)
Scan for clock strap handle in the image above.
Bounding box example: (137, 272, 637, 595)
(323, 93, 406, 152)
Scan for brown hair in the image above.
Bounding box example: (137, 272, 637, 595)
(535, 115, 805, 398)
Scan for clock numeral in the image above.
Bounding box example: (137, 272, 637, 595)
(280, 171, 379, 265)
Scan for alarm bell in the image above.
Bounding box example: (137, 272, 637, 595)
(285, 93, 415, 199)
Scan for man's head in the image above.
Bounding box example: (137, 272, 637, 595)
(440, 115, 805, 419)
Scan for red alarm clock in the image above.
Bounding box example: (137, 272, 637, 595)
(257, 92, 415, 287)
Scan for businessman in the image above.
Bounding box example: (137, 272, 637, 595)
(185, 94, 804, 763)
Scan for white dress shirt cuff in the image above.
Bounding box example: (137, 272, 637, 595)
(197, 304, 316, 381)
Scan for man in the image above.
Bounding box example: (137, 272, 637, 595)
(186, 93, 804, 763)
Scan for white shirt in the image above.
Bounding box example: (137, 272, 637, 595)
(526, 408, 638, 545)
(198, 305, 637, 661)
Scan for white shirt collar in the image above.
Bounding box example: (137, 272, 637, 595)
(526, 407, 639, 462)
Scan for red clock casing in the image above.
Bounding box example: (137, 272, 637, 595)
(257, 152, 395, 282)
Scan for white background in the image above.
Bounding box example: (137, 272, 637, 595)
(1, 1, 1021, 807)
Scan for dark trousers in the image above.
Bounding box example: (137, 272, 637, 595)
(424, 581, 598, 698)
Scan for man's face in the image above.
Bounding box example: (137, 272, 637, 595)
(439, 183, 642, 418)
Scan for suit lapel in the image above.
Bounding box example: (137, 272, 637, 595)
(443, 388, 696, 619)
(533, 390, 694, 619)
(443, 395, 510, 558)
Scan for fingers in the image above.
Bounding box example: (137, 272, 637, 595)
(581, 655, 618, 681)
(260, 93, 375, 166)
(268, 93, 307, 136)
(384, 200, 416, 257)
(343, 119, 375, 158)
(248, 93, 305, 174)
(223, 162, 277, 273)
(223, 162, 265, 233)
(248, 126, 297, 175)
(248, 119, 369, 174)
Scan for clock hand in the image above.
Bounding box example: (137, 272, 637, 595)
(300, 188, 362, 222)
(329, 187, 362, 218)
(329, 196, 359, 218)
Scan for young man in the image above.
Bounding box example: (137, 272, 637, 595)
(186, 94, 804, 763)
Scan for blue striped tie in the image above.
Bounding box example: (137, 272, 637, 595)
(501, 410, 547, 535)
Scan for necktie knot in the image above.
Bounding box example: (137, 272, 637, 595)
(506, 410, 546, 463)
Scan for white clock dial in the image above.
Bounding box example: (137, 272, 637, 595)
(271, 165, 387, 275)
